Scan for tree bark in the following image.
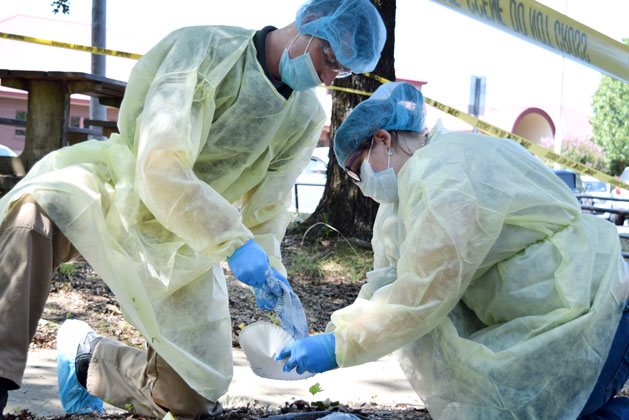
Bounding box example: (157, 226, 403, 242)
(299, 0, 396, 242)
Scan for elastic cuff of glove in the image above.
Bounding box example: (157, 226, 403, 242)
(227, 238, 254, 261)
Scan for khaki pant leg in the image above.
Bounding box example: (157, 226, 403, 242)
(88, 339, 220, 419)
(0, 194, 75, 387)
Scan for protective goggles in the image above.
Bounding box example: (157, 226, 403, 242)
(320, 41, 352, 78)
(344, 147, 365, 182)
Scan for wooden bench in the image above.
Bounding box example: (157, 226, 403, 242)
(84, 118, 119, 138)
(0, 117, 104, 145)
(0, 70, 126, 175)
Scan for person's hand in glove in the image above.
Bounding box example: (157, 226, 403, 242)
(227, 239, 272, 288)
(254, 268, 292, 311)
(275, 333, 338, 374)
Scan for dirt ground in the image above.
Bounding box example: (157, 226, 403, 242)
(16, 231, 431, 420)
(33, 233, 367, 351)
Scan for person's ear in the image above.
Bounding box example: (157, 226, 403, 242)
(373, 129, 392, 149)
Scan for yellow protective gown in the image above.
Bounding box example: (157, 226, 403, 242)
(327, 125, 629, 419)
(0, 25, 325, 401)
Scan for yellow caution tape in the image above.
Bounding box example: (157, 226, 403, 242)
(430, 0, 629, 83)
(423, 95, 629, 190)
(364, 72, 391, 85)
(0, 31, 142, 60)
(2, 30, 626, 189)
(352, 74, 629, 190)
(322, 85, 373, 97)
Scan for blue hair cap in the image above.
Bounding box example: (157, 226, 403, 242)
(334, 82, 426, 167)
(296, 0, 386, 74)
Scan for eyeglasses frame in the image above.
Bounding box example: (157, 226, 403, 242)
(320, 41, 352, 78)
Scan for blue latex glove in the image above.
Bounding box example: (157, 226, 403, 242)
(227, 239, 271, 288)
(254, 268, 292, 311)
(275, 333, 338, 374)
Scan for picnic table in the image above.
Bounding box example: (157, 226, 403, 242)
(0, 69, 126, 193)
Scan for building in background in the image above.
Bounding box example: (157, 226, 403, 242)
(0, 12, 596, 156)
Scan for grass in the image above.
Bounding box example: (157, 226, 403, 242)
(288, 251, 323, 280)
(285, 220, 373, 285)
(318, 241, 372, 283)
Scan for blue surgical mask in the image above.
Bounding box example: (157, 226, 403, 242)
(279, 34, 322, 91)
(357, 139, 399, 204)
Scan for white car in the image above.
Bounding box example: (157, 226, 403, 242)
(610, 167, 629, 226)
(0, 144, 17, 157)
(290, 147, 328, 214)
(582, 175, 613, 220)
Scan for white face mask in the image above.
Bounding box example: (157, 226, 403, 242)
(356, 139, 399, 204)
(279, 34, 322, 91)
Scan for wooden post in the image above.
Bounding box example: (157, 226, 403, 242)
(22, 79, 70, 170)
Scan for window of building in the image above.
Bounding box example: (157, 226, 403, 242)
(15, 111, 26, 136)
(70, 116, 81, 127)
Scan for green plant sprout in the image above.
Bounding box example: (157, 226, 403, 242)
(58, 262, 76, 275)
(309, 382, 324, 396)
(308, 382, 339, 409)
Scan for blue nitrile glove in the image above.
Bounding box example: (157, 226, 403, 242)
(275, 333, 338, 374)
(227, 239, 270, 288)
(254, 268, 292, 311)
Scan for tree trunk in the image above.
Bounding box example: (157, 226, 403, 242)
(300, 0, 396, 242)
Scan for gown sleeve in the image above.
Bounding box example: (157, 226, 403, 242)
(240, 108, 326, 276)
(130, 29, 254, 261)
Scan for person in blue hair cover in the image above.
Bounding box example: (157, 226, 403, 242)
(278, 82, 629, 420)
(0, 1, 386, 418)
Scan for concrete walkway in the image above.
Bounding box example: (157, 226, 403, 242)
(5, 348, 423, 417)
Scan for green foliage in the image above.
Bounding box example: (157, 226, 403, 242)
(51, 0, 70, 15)
(590, 39, 629, 176)
(124, 403, 134, 411)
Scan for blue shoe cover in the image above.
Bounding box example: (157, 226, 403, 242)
(56, 319, 104, 414)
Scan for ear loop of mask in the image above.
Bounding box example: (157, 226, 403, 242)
(288, 34, 315, 58)
(366, 137, 393, 171)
